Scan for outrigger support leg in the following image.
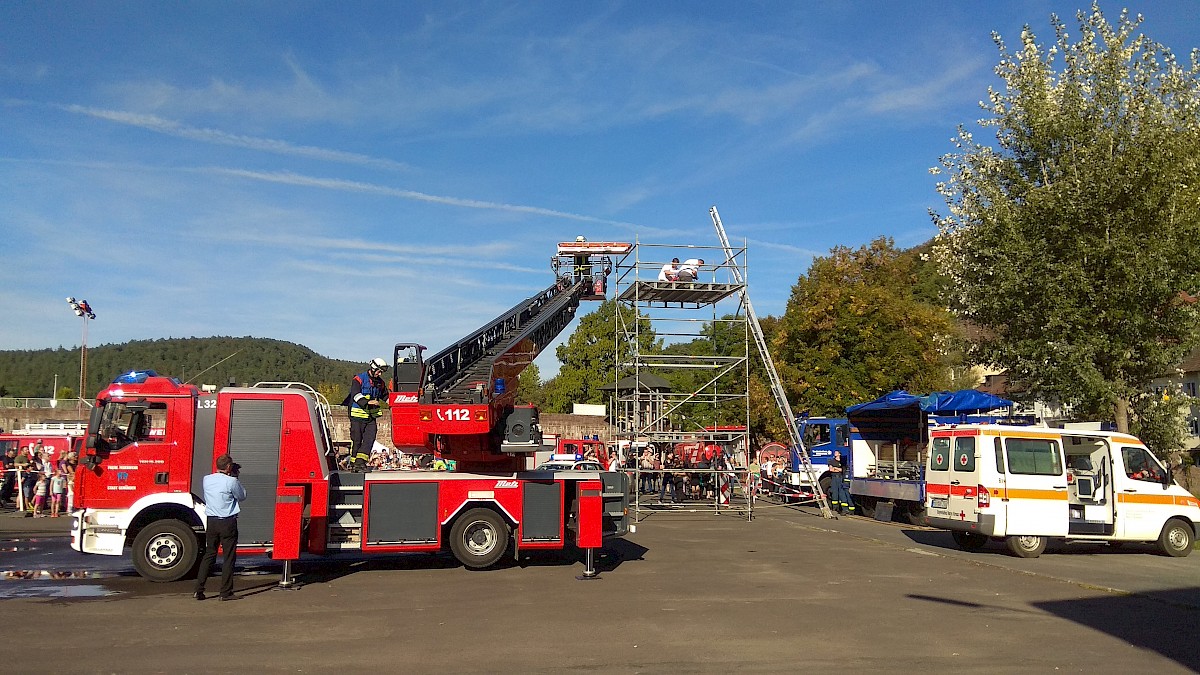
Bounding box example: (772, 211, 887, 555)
(575, 548, 601, 581)
(276, 560, 302, 590)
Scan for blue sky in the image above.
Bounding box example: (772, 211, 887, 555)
(3, 1, 1198, 378)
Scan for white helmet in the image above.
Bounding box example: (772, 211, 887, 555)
(370, 357, 388, 370)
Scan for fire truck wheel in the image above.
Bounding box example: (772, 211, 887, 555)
(1005, 535, 1046, 558)
(449, 508, 509, 569)
(951, 530, 988, 551)
(132, 520, 199, 582)
(1157, 519, 1194, 558)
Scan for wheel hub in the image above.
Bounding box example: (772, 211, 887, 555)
(1169, 529, 1187, 549)
(147, 535, 181, 567)
(465, 522, 496, 554)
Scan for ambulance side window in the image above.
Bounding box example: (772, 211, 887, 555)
(1121, 446, 1165, 483)
(953, 437, 976, 472)
(929, 437, 951, 471)
(994, 437, 1004, 473)
(1005, 438, 1062, 475)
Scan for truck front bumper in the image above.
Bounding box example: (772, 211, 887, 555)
(71, 509, 126, 556)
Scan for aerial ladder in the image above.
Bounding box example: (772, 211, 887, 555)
(389, 240, 631, 472)
(710, 206, 833, 519)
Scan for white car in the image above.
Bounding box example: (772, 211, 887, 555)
(534, 460, 604, 472)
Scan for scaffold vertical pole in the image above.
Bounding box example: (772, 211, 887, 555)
(710, 206, 834, 519)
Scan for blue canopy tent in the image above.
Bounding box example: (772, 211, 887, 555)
(846, 390, 1013, 442)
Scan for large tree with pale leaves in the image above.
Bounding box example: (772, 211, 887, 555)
(933, 4, 1200, 435)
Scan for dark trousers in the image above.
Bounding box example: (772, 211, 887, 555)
(350, 417, 377, 467)
(194, 515, 238, 597)
(831, 475, 854, 513)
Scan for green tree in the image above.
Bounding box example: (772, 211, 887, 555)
(932, 4, 1200, 432)
(774, 238, 957, 415)
(542, 301, 656, 413)
(515, 362, 546, 408)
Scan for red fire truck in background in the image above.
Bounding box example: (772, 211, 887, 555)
(0, 422, 87, 462)
(70, 241, 633, 582)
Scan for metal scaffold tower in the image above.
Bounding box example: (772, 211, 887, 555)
(609, 225, 753, 520)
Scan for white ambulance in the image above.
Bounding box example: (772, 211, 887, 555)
(924, 424, 1200, 557)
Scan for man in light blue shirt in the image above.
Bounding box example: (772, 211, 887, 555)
(193, 454, 247, 601)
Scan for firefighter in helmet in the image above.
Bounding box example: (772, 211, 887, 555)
(345, 357, 390, 472)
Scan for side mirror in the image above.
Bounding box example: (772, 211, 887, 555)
(87, 406, 104, 435)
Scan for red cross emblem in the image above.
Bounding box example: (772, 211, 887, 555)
(959, 454, 968, 466)
(936, 453, 944, 465)
(958, 510, 967, 520)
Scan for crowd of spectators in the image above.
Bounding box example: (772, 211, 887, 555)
(629, 443, 732, 503)
(335, 443, 453, 472)
(1, 440, 77, 516)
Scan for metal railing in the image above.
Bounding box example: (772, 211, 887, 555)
(0, 397, 93, 410)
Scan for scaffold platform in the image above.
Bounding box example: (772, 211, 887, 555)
(615, 280, 743, 308)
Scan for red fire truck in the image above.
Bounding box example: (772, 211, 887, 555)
(70, 241, 633, 582)
(0, 422, 87, 462)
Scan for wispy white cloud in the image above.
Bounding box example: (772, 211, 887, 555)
(206, 167, 643, 229)
(58, 103, 412, 171)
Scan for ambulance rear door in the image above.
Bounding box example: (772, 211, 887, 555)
(947, 432, 982, 525)
(999, 434, 1068, 537)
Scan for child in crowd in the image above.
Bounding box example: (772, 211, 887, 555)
(32, 472, 49, 517)
(50, 470, 67, 517)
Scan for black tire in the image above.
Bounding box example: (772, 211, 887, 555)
(449, 508, 509, 569)
(952, 530, 988, 551)
(131, 519, 200, 582)
(818, 475, 832, 507)
(1157, 518, 1194, 557)
(856, 496, 877, 519)
(1006, 535, 1047, 558)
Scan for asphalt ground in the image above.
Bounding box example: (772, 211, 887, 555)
(2, 501, 1199, 673)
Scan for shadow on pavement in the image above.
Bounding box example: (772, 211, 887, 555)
(1033, 590, 1200, 671)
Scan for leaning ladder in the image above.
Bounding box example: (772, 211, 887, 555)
(710, 206, 834, 519)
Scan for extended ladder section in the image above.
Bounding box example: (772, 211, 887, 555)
(423, 279, 587, 404)
(710, 206, 833, 519)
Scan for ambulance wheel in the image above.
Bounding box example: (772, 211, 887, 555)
(1157, 519, 1194, 557)
(1006, 535, 1046, 558)
(132, 519, 199, 582)
(952, 530, 988, 551)
(450, 508, 509, 569)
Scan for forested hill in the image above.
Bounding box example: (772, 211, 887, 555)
(0, 336, 362, 399)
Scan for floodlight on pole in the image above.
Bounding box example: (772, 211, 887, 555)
(66, 297, 96, 410)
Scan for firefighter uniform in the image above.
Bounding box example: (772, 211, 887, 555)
(346, 360, 389, 472)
